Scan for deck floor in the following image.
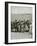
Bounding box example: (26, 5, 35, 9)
(11, 32, 32, 39)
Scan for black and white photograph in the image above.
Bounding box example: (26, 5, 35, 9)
(11, 6, 32, 39)
(5, 2, 36, 44)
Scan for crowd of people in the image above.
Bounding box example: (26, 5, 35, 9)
(11, 19, 32, 32)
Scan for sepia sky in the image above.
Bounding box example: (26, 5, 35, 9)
(11, 6, 32, 14)
(11, 6, 32, 22)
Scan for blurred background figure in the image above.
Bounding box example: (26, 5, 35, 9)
(14, 19, 18, 32)
(18, 20, 21, 32)
(29, 23, 32, 35)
